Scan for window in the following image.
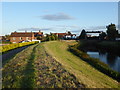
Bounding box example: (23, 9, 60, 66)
(26, 37, 29, 40)
(20, 37, 22, 40)
(13, 37, 15, 40)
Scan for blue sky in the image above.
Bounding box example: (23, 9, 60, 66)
(1, 2, 118, 35)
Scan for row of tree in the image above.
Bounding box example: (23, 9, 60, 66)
(79, 23, 119, 40)
(44, 34, 58, 41)
(1, 35, 10, 41)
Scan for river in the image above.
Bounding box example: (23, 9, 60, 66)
(87, 51, 120, 73)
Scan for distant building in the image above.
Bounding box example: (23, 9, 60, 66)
(0, 36, 6, 41)
(10, 30, 43, 43)
(52, 31, 76, 39)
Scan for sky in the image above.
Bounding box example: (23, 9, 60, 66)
(1, 2, 119, 36)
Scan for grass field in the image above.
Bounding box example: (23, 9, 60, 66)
(2, 41, 119, 88)
(44, 41, 119, 88)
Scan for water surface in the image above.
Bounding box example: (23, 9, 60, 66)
(87, 51, 120, 72)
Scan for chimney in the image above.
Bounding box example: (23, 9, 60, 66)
(39, 30, 41, 32)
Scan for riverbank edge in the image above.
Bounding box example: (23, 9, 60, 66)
(69, 42, 120, 82)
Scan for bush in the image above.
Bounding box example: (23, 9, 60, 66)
(1, 41, 39, 53)
(69, 46, 120, 82)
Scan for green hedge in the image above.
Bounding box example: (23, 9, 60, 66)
(69, 46, 120, 82)
(0, 41, 39, 53)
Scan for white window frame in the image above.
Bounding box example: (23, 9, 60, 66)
(13, 37, 16, 40)
(20, 37, 22, 40)
(26, 37, 29, 40)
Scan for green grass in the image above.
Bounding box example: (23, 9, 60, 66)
(2, 40, 120, 88)
(2, 42, 84, 88)
(34, 43, 83, 88)
(44, 41, 119, 88)
(2, 44, 38, 88)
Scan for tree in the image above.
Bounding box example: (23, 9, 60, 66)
(5, 34, 10, 40)
(79, 29, 87, 39)
(106, 23, 118, 40)
(36, 36, 41, 40)
(99, 32, 107, 40)
(67, 31, 71, 35)
(45, 34, 49, 41)
(48, 36, 52, 41)
(53, 34, 58, 40)
(51, 35, 55, 40)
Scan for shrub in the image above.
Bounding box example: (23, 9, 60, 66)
(1, 41, 38, 53)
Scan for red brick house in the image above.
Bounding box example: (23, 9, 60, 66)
(10, 31, 43, 43)
(52, 33, 66, 39)
(52, 31, 76, 39)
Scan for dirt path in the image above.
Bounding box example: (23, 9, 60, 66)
(2, 43, 84, 88)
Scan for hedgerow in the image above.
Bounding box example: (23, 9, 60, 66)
(1, 41, 39, 53)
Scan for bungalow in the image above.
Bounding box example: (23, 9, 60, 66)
(10, 30, 43, 43)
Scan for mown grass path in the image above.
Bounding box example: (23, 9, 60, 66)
(44, 41, 119, 88)
(2, 44, 38, 88)
(2, 43, 83, 88)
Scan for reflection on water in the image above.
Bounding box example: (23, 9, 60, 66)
(87, 51, 120, 72)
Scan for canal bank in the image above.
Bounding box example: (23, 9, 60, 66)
(87, 51, 120, 72)
(69, 40, 120, 82)
(77, 40, 120, 72)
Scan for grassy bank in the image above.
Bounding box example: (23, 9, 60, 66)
(44, 41, 119, 88)
(2, 42, 83, 88)
(69, 44, 120, 82)
(75, 40, 120, 81)
(2, 44, 38, 88)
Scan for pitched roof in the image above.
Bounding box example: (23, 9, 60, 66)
(10, 32, 33, 37)
(52, 33, 76, 36)
(52, 33, 66, 35)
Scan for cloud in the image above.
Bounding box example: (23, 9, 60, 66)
(18, 27, 41, 31)
(55, 25, 80, 28)
(41, 13, 75, 21)
(86, 26, 106, 30)
(18, 27, 53, 31)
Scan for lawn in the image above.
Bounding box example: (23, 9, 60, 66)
(44, 40, 119, 88)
